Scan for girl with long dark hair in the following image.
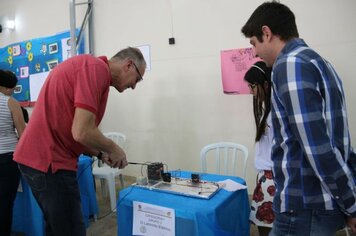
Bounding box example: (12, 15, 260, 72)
(244, 61, 275, 236)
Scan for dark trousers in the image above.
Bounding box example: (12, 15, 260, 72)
(0, 152, 21, 236)
(18, 164, 86, 236)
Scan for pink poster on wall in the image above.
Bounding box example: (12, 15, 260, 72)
(220, 47, 261, 94)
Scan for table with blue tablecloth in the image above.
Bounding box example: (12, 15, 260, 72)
(117, 171, 250, 236)
(11, 155, 98, 236)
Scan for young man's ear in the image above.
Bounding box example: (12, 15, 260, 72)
(261, 25, 272, 41)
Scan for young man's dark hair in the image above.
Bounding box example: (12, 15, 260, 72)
(241, 1, 299, 42)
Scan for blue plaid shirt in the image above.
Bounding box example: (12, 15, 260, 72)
(271, 38, 356, 216)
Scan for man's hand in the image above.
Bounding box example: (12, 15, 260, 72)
(101, 146, 128, 169)
(347, 216, 356, 233)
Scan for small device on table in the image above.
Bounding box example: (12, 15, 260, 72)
(147, 162, 164, 180)
(133, 171, 221, 199)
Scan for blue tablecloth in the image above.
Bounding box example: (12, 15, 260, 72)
(11, 155, 98, 236)
(117, 171, 250, 236)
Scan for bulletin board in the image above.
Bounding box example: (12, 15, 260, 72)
(0, 30, 84, 106)
(220, 47, 261, 95)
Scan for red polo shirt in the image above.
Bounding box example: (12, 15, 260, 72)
(14, 55, 111, 173)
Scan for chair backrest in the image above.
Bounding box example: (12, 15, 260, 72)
(94, 132, 126, 168)
(103, 132, 126, 148)
(200, 142, 248, 179)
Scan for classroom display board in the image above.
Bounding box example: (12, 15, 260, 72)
(0, 30, 84, 106)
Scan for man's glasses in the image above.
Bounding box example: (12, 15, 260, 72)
(248, 84, 257, 90)
(132, 63, 143, 83)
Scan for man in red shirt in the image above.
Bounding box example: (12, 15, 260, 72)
(14, 47, 146, 236)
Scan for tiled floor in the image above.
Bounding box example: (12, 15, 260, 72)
(86, 177, 131, 236)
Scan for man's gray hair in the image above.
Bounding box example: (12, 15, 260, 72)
(111, 47, 146, 68)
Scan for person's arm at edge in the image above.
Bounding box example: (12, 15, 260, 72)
(8, 97, 26, 138)
(71, 107, 127, 169)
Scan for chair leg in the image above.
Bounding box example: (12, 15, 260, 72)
(107, 174, 117, 211)
(119, 174, 125, 188)
(345, 227, 350, 236)
(100, 179, 107, 197)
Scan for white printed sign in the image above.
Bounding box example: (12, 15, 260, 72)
(133, 201, 175, 236)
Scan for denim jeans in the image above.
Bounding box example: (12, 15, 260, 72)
(18, 164, 86, 236)
(270, 208, 346, 236)
(0, 152, 20, 236)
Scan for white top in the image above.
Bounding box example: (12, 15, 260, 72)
(254, 113, 273, 171)
(0, 92, 18, 154)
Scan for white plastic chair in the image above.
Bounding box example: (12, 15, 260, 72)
(344, 227, 350, 236)
(92, 132, 126, 211)
(200, 142, 248, 179)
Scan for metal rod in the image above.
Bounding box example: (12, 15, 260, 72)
(75, 1, 92, 6)
(69, 0, 77, 57)
(76, 2, 92, 51)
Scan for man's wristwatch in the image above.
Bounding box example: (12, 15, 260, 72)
(97, 151, 104, 160)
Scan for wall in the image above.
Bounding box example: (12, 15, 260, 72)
(1, 0, 355, 193)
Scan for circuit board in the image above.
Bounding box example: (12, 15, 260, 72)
(132, 177, 221, 199)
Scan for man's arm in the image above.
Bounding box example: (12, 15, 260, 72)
(71, 107, 127, 169)
(8, 97, 26, 138)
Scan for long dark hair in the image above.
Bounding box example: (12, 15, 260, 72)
(244, 61, 272, 142)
